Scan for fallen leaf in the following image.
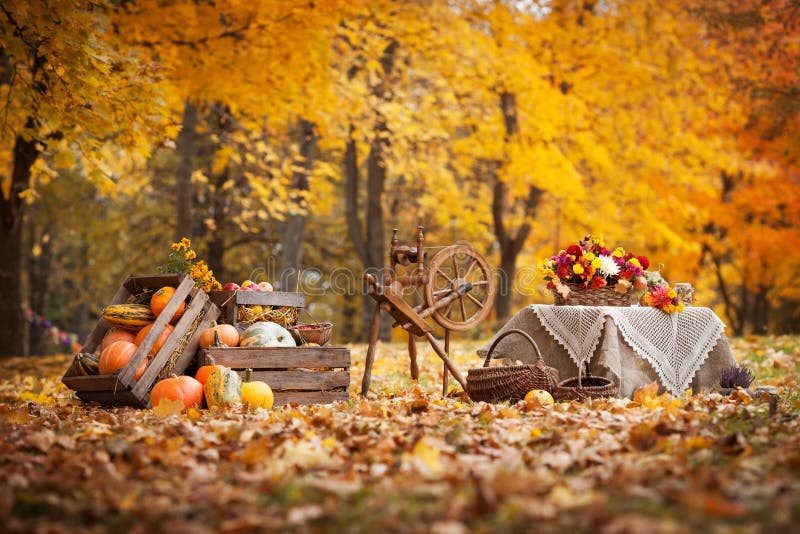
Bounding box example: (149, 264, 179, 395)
(152, 398, 186, 417)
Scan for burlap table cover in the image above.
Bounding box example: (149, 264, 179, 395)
(476, 305, 736, 398)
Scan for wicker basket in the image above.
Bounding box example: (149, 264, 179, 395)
(289, 322, 333, 346)
(551, 282, 632, 307)
(553, 362, 618, 401)
(466, 329, 560, 403)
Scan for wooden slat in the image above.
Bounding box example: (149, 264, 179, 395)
(62, 374, 124, 392)
(132, 297, 220, 404)
(76, 390, 144, 408)
(123, 273, 185, 294)
(118, 276, 195, 387)
(273, 390, 349, 406)
(210, 290, 306, 308)
(201, 347, 350, 369)
(243, 369, 350, 390)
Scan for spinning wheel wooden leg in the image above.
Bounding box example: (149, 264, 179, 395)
(443, 330, 450, 396)
(408, 333, 419, 381)
(360, 301, 384, 396)
(423, 331, 466, 389)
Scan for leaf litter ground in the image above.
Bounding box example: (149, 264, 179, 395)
(0, 336, 798, 532)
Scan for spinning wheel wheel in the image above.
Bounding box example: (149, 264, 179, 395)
(424, 245, 495, 331)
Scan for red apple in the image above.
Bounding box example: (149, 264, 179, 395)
(222, 282, 240, 291)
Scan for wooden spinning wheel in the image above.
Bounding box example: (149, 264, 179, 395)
(360, 226, 496, 396)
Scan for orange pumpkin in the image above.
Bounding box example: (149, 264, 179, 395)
(195, 359, 226, 387)
(133, 323, 174, 357)
(101, 329, 137, 352)
(150, 286, 185, 323)
(150, 375, 204, 410)
(99, 341, 147, 379)
(198, 323, 240, 349)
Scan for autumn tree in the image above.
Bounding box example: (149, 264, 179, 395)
(0, 1, 169, 357)
(688, 0, 800, 333)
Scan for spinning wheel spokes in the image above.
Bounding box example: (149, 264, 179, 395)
(424, 244, 496, 331)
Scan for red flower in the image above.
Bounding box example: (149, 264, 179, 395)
(591, 277, 607, 289)
(557, 264, 569, 279)
(637, 256, 650, 269)
(566, 245, 582, 257)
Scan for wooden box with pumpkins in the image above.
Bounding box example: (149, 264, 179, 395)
(61, 273, 220, 408)
(197, 319, 350, 407)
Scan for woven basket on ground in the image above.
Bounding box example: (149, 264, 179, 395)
(551, 282, 632, 307)
(289, 322, 333, 346)
(466, 329, 560, 403)
(553, 361, 618, 401)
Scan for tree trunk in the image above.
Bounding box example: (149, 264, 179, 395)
(490, 92, 543, 321)
(206, 168, 229, 282)
(278, 119, 318, 291)
(28, 225, 54, 355)
(175, 101, 198, 240)
(752, 286, 768, 335)
(343, 42, 397, 342)
(0, 131, 41, 357)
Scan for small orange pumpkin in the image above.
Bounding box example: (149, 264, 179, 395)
(150, 375, 204, 410)
(195, 356, 226, 387)
(150, 286, 185, 323)
(133, 323, 174, 357)
(101, 329, 137, 352)
(199, 323, 240, 349)
(99, 341, 147, 379)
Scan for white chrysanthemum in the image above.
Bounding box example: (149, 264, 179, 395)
(597, 255, 620, 277)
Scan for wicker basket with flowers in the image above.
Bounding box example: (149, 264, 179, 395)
(539, 235, 651, 307)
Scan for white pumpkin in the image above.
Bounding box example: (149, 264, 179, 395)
(239, 321, 296, 347)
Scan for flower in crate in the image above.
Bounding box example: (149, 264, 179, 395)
(160, 237, 223, 293)
(643, 284, 684, 314)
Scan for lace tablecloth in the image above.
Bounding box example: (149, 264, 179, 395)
(477, 305, 735, 397)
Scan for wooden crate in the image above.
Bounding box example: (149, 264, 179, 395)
(62, 274, 220, 408)
(199, 346, 350, 406)
(209, 290, 306, 333)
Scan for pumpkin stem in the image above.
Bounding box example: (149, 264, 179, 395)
(246, 368, 252, 382)
(213, 330, 228, 348)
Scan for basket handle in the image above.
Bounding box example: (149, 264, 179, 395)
(483, 328, 544, 368)
(297, 307, 327, 327)
(577, 360, 591, 389)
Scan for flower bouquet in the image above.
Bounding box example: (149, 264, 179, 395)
(539, 234, 650, 307)
(642, 282, 685, 314)
(159, 237, 222, 293)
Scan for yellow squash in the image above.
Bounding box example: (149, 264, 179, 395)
(102, 304, 155, 330)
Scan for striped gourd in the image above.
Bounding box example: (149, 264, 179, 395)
(69, 352, 100, 376)
(204, 367, 242, 408)
(102, 304, 155, 330)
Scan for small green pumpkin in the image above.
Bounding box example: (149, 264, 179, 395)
(204, 366, 242, 408)
(69, 352, 100, 376)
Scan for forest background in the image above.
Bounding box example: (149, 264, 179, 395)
(2, 0, 799, 358)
